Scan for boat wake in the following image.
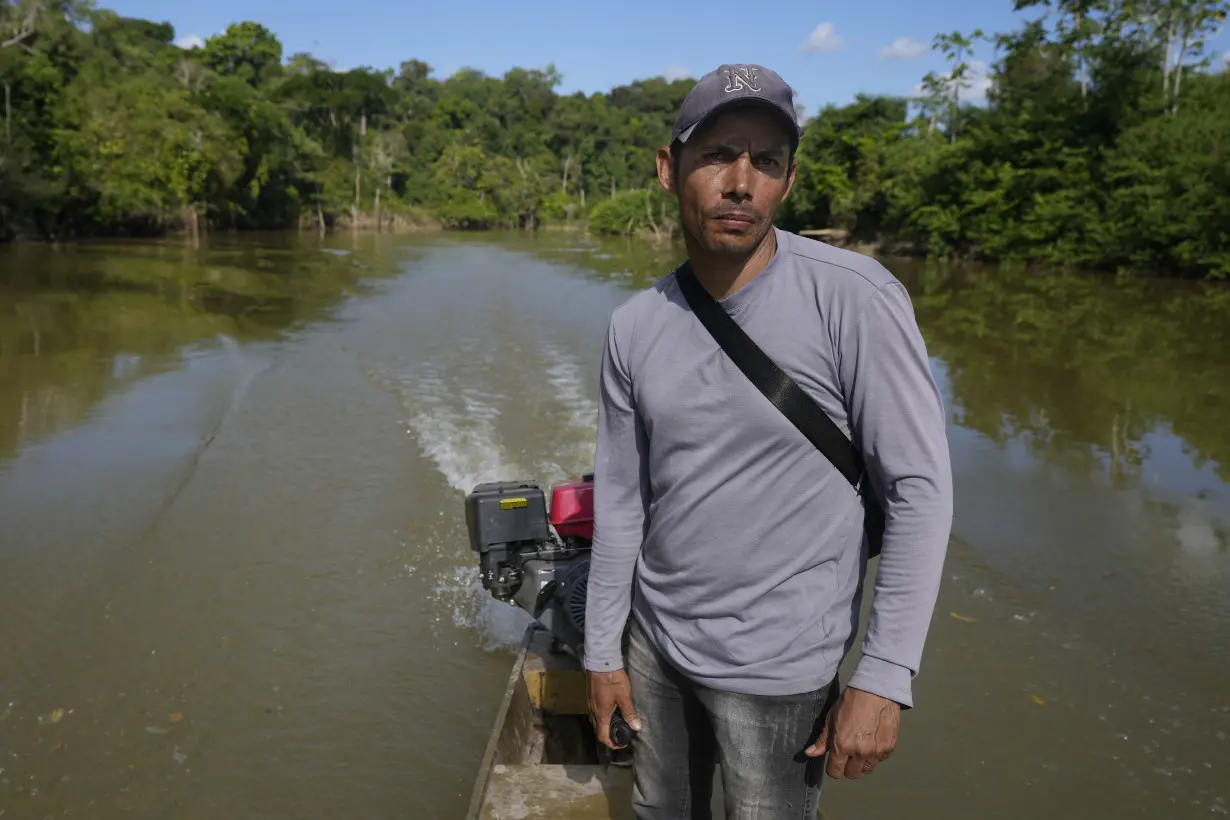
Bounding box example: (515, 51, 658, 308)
(366, 344, 600, 653)
(431, 564, 531, 652)
(134, 334, 277, 544)
(541, 344, 599, 478)
(409, 374, 528, 495)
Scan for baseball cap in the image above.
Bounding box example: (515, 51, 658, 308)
(670, 64, 804, 149)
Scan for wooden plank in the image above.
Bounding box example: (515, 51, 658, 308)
(465, 626, 534, 820)
(521, 629, 589, 715)
(495, 672, 545, 766)
(481, 762, 837, 820)
(479, 764, 633, 820)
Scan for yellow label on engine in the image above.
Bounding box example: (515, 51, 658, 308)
(500, 497, 528, 510)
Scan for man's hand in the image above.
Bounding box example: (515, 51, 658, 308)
(587, 669, 642, 749)
(805, 686, 900, 779)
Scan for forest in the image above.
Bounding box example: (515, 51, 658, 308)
(0, 0, 1227, 278)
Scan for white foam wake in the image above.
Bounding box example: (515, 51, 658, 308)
(431, 564, 532, 652)
(370, 364, 530, 495)
(541, 346, 598, 479)
(367, 346, 601, 653)
(367, 362, 534, 652)
(408, 389, 514, 494)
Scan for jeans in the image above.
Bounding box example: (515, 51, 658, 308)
(625, 616, 839, 820)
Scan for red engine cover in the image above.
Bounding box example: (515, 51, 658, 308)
(550, 477, 594, 540)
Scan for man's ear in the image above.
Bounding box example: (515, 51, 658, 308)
(655, 146, 676, 195)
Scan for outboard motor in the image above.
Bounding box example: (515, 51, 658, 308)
(464, 474, 595, 656)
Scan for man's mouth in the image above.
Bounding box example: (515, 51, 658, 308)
(712, 212, 755, 229)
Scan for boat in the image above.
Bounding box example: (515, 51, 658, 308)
(461, 476, 838, 819)
(464, 621, 634, 819)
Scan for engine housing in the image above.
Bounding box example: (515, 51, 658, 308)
(464, 475, 595, 655)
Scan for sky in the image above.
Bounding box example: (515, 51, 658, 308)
(104, 0, 1230, 117)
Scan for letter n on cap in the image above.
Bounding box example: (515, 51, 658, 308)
(724, 66, 762, 93)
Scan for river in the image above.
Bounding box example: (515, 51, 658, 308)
(0, 231, 1226, 819)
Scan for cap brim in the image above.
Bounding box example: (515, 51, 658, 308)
(674, 96, 802, 147)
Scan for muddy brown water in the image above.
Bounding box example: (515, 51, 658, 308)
(1, 231, 1227, 819)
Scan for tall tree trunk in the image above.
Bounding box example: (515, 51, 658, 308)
(353, 112, 366, 229)
(1172, 29, 1191, 115)
(385, 173, 392, 229)
(4, 82, 10, 145)
(185, 204, 200, 250)
(1076, 11, 1087, 101)
(949, 40, 964, 145)
(950, 88, 958, 144)
(1162, 18, 1176, 99)
(645, 192, 661, 242)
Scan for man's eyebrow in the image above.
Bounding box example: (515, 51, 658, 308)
(698, 138, 790, 153)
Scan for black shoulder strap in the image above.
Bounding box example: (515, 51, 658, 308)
(674, 259, 884, 556)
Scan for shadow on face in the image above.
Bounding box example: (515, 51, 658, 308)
(660, 103, 798, 258)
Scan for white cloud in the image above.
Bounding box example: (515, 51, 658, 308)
(964, 60, 994, 103)
(175, 34, 205, 50)
(663, 65, 692, 82)
(878, 37, 928, 61)
(800, 23, 844, 54)
(913, 59, 993, 104)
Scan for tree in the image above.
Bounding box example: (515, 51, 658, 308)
(202, 21, 283, 87)
(1014, 0, 1111, 100)
(931, 28, 988, 142)
(1141, 0, 1228, 113)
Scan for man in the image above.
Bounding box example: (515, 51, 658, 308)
(583, 63, 953, 818)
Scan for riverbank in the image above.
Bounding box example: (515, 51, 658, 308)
(4, 215, 1227, 286)
(0, 213, 591, 246)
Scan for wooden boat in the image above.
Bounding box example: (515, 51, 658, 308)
(465, 621, 837, 819)
(465, 622, 632, 819)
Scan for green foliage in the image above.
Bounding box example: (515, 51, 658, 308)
(0, 1, 688, 241)
(1101, 80, 1230, 277)
(779, 0, 1230, 278)
(587, 188, 676, 237)
(202, 22, 282, 87)
(0, 0, 1226, 277)
(54, 75, 244, 227)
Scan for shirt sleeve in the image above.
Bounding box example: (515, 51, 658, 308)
(582, 313, 651, 673)
(838, 281, 954, 709)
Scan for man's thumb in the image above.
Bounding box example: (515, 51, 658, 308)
(806, 719, 830, 757)
(619, 695, 643, 732)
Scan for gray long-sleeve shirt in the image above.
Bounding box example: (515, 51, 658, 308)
(582, 228, 953, 708)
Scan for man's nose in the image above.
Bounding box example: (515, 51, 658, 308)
(724, 155, 753, 199)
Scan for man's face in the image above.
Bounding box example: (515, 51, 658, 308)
(659, 104, 796, 258)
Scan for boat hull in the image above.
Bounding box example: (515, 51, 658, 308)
(467, 622, 836, 819)
(466, 623, 631, 819)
